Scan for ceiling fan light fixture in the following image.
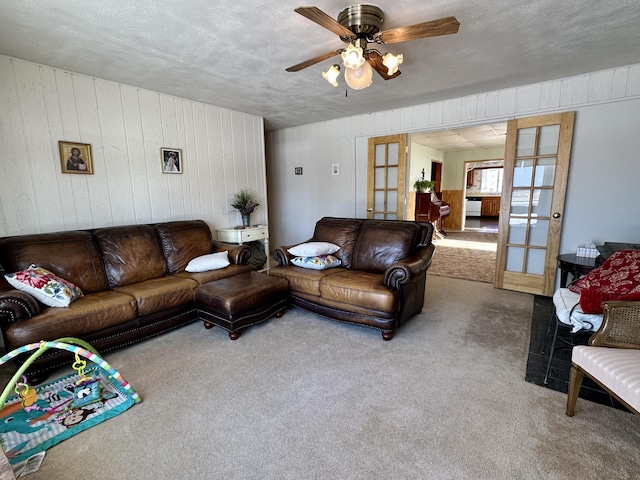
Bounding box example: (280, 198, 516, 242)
(382, 53, 403, 76)
(344, 60, 373, 90)
(341, 43, 365, 70)
(322, 64, 341, 87)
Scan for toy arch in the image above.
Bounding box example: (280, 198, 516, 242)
(0, 337, 141, 407)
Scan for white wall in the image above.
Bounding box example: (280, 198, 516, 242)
(408, 144, 443, 191)
(266, 63, 640, 254)
(0, 56, 267, 237)
(443, 147, 505, 192)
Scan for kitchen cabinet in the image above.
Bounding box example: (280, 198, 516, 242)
(481, 197, 501, 217)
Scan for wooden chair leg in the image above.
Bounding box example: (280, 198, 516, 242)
(566, 364, 584, 416)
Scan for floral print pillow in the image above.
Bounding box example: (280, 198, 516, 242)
(291, 255, 342, 270)
(4, 264, 83, 307)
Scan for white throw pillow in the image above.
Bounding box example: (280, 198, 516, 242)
(4, 264, 83, 307)
(185, 251, 230, 272)
(291, 255, 342, 270)
(288, 242, 340, 257)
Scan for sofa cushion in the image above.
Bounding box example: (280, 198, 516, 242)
(319, 270, 399, 314)
(311, 218, 363, 269)
(3, 290, 138, 347)
(5, 265, 83, 307)
(94, 225, 168, 288)
(269, 265, 342, 296)
(175, 264, 255, 285)
(115, 277, 198, 316)
(0, 230, 109, 293)
(352, 221, 421, 273)
(155, 220, 214, 274)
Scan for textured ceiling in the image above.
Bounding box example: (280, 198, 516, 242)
(1, 1, 639, 131)
(412, 122, 507, 151)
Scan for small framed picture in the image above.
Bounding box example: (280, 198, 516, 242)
(161, 148, 182, 174)
(59, 141, 93, 174)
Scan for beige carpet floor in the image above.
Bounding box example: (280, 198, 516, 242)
(429, 231, 498, 283)
(2, 276, 638, 479)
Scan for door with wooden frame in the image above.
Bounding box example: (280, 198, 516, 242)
(494, 112, 575, 296)
(367, 134, 407, 219)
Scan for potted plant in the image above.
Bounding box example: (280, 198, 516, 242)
(413, 179, 436, 192)
(231, 188, 260, 227)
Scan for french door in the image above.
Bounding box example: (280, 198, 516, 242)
(494, 112, 575, 296)
(367, 134, 407, 219)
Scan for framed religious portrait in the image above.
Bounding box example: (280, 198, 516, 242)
(161, 148, 183, 174)
(59, 141, 93, 174)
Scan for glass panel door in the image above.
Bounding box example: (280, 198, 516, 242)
(495, 112, 575, 296)
(367, 135, 407, 219)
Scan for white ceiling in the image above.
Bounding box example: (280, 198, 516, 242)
(1, 1, 639, 131)
(412, 122, 507, 151)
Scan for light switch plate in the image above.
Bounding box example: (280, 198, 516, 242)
(332, 164, 339, 175)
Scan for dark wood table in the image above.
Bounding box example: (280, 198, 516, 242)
(557, 253, 601, 288)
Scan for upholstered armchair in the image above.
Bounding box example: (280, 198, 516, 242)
(566, 300, 640, 416)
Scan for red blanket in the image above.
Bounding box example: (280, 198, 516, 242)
(569, 250, 640, 314)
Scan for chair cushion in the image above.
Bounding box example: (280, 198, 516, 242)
(553, 288, 603, 333)
(572, 346, 640, 413)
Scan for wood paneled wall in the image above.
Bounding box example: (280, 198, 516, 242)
(0, 56, 267, 237)
(442, 190, 463, 231)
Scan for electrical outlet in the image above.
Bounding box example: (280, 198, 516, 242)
(295, 167, 303, 175)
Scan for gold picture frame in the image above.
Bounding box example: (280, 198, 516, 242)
(161, 148, 183, 174)
(59, 141, 93, 174)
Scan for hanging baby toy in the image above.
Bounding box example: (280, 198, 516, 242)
(70, 352, 101, 408)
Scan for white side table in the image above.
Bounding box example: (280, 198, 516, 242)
(216, 225, 269, 270)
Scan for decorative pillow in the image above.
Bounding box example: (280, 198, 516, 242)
(291, 255, 342, 270)
(185, 251, 230, 272)
(4, 264, 83, 308)
(288, 242, 340, 257)
(569, 250, 640, 314)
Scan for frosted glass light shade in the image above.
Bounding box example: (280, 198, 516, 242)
(344, 61, 373, 90)
(382, 53, 403, 75)
(341, 44, 365, 70)
(322, 65, 340, 87)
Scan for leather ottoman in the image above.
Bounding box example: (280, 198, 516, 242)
(194, 271, 288, 339)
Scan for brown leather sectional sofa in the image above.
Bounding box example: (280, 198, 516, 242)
(270, 217, 435, 340)
(0, 220, 254, 381)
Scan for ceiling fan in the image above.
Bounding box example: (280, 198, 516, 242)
(286, 4, 460, 90)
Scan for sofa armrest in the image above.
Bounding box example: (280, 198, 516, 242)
(212, 241, 251, 265)
(383, 244, 436, 289)
(0, 290, 41, 325)
(273, 245, 296, 266)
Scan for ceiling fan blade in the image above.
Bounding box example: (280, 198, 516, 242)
(365, 51, 401, 80)
(374, 16, 460, 44)
(286, 49, 343, 72)
(294, 6, 355, 38)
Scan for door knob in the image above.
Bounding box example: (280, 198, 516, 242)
(367, 208, 373, 212)
(552, 212, 561, 218)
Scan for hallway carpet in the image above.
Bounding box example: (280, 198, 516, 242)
(429, 231, 497, 283)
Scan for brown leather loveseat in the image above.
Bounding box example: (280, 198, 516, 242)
(0, 220, 254, 381)
(270, 217, 435, 340)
